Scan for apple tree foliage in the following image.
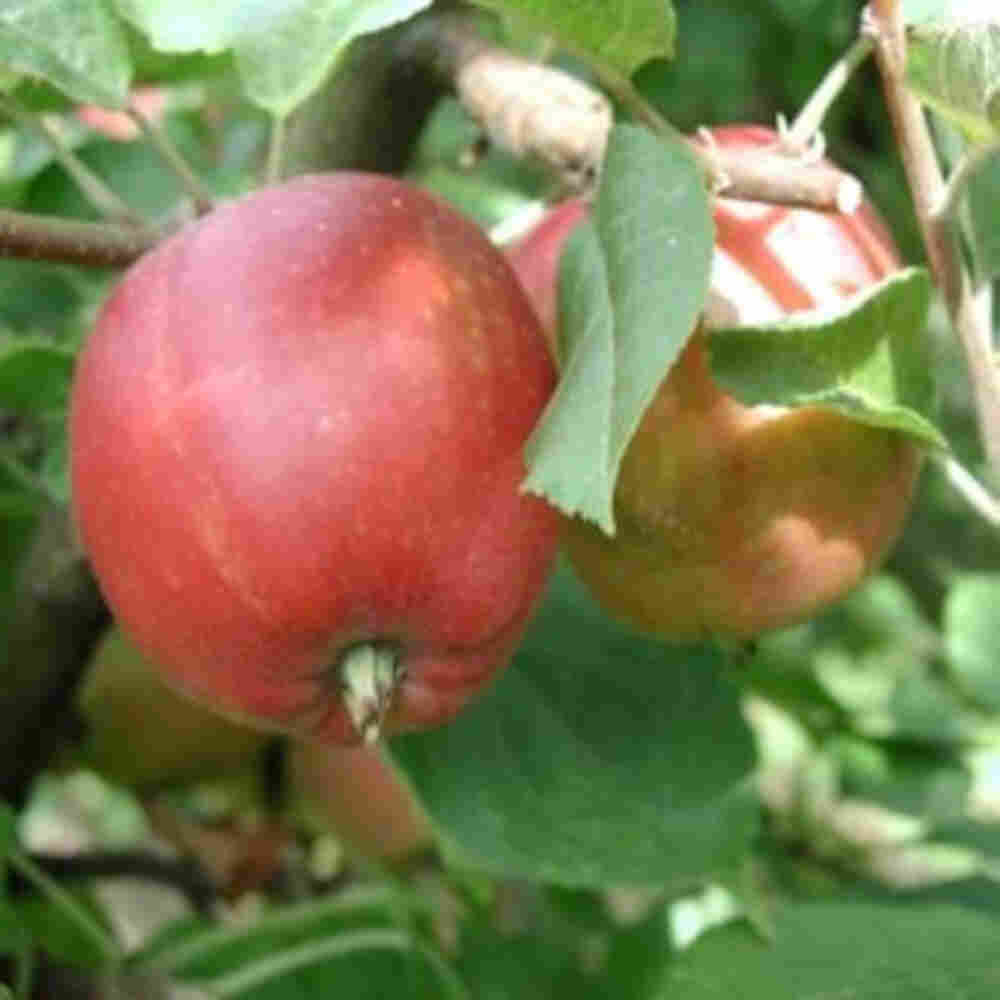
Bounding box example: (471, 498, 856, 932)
(0, 0, 999, 997)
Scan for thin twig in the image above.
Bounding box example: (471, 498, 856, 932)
(0, 208, 164, 267)
(417, 9, 864, 211)
(698, 133, 863, 212)
(0, 99, 143, 226)
(937, 454, 1000, 528)
(7, 849, 122, 963)
(866, 2, 1000, 478)
(785, 35, 875, 150)
(19, 849, 219, 915)
(128, 107, 214, 216)
(932, 140, 1000, 227)
(266, 113, 287, 185)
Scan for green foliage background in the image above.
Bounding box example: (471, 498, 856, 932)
(1, 0, 1000, 998)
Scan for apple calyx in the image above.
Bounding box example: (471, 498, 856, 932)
(339, 643, 403, 743)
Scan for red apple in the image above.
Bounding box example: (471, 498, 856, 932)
(290, 741, 433, 861)
(71, 173, 560, 744)
(504, 126, 921, 640)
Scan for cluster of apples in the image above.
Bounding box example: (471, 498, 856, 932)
(70, 126, 919, 859)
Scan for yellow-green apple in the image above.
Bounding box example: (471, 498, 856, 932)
(505, 125, 921, 640)
(71, 173, 560, 744)
(78, 626, 267, 787)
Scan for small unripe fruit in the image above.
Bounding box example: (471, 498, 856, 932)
(78, 627, 267, 788)
(71, 173, 560, 744)
(505, 126, 921, 640)
(290, 741, 433, 861)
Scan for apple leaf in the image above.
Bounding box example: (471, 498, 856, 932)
(234, 0, 433, 117)
(522, 124, 713, 533)
(0, 0, 132, 108)
(967, 147, 1000, 281)
(903, 0, 953, 24)
(706, 267, 946, 450)
(389, 558, 758, 889)
(114, 0, 432, 117)
(468, 0, 676, 75)
(943, 573, 1000, 712)
(134, 887, 461, 999)
(0, 899, 30, 960)
(0, 801, 15, 857)
(660, 901, 1000, 998)
(906, 14, 1000, 144)
(0, 340, 74, 415)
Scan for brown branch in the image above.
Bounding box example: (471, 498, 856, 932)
(696, 139, 862, 212)
(866, 2, 1000, 477)
(12, 849, 218, 915)
(420, 9, 864, 211)
(0, 209, 165, 268)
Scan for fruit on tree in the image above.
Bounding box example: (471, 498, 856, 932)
(291, 741, 432, 861)
(505, 125, 921, 640)
(71, 173, 560, 744)
(78, 627, 267, 787)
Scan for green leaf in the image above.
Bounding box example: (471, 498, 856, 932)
(904, 0, 954, 25)
(0, 0, 132, 107)
(0, 899, 29, 960)
(967, 147, 1000, 281)
(523, 124, 713, 532)
(38, 423, 68, 505)
(0, 801, 16, 856)
(115, 0, 433, 117)
(832, 736, 970, 825)
(236, 0, 432, 117)
(943, 573, 1000, 711)
(707, 268, 945, 450)
(113, 0, 264, 53)
(0, 339, 74, 415)
(660, 901, 1000, 998)
(907, 16, 1000, 144)
(15, 893, 112, 969)
(138, 894, 463, 1000)
(470, 0, 676, 76)
(137, 886, 404, 975)
(390, 559, 758, 888)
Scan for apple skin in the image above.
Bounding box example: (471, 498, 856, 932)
(78, 627, 268, 788)
(290, 740, 433, 861)
(505, 125, 921, 640)
(71, 173, 561, 744)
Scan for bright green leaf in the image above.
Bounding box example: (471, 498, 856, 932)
(113, 0, 268, 53)
(0, 0, 131, 108)
(470, 0, 676, 75)
(390, 559, 758, 888)
(237, 0, 432, 117)
(661, 901, 1000, 998)
(907, 15, 1000, 144)
(523, 124, 713, 531)
(904, 0, 954, 25)
(943, 573, 1000, 711)
(115, 0, 432, 117)
(707, 268, 945, 449)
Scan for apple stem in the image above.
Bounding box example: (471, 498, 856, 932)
(339, 643, 402, 744)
